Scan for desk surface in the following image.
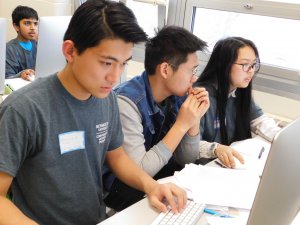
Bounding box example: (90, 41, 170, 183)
(98, 198, 208, 225)
(98, 136, 270, 225)
(98, 198, 158, 225)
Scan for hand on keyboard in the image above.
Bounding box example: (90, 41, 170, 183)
(150, 200, 206, 225)
(147, 182, 187, 214)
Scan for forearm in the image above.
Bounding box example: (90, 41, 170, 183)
(122, 113, 193, 175)
(187, 123, 200, 137)
(0, 196, 38, 225)
(162, 121, 189, 153)
(174, 133, 200, 167)
(251, 114, 281, 141)
(164, 88, 208, 153)
(106, 148, 157, 195)
(118, 97, 172, 176)
(5, 69, 20, 79)
(134, 142, 172, 177)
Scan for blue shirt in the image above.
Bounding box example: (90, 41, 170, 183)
(115, 71, 186, 150)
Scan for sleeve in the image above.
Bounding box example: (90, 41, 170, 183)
(199, 140, 218, 158)
(249, 99, 264, 121)
(250, 114, 281, 142)
(5, 43, 22, 78)
(173, 133, 200, 167)
(0, 105, 31, 177)
(107, 94, 124, 151)
(117, 96, 172, 177)
(198, 116, 218, 159)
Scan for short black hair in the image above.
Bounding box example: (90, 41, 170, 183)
(145, 25, 207, 75)
(12, 5, 38, 26)
(64, 0, 147, 55)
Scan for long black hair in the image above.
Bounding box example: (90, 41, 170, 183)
(195, 37, 260, 144)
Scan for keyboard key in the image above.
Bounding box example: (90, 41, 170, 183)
(150, 200, 205, 225)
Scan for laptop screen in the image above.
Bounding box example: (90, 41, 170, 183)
(247, 117, 300, 225)
(35, 16, 71, 78)
(0, 18, 7, 94)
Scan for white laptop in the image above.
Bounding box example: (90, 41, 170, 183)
(0, 18, 7, 95)
(35, 16, 71, 78)
(34, 15, 128, 85)
(246, 117, 300, 225)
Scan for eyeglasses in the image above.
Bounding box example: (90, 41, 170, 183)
(169, 63, 200, 78)
(233, 62, 260, 72)
(192, 66, 201, 78)
(233, 62, 260, 73)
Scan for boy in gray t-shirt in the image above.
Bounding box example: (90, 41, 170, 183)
(5, 5, 38, 80)
(0, 1, 187, 224)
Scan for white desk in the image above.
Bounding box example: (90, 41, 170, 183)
(100, 195, 300, 225)
(98, 198, 157, 225)
(5, 78, 31, 91)
(98, 198, 208, 225)
(0, 78, 32, 103)
(98, 136, 270, 225)
(0, 94, 8, 102)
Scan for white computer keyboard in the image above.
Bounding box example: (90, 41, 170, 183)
(150, 200, 206, 225)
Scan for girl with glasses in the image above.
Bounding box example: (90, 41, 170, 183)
(194, 37, 281, 168)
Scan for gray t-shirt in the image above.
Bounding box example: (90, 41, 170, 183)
(0, 74, 123, 225)
(5, 38, 37, 78)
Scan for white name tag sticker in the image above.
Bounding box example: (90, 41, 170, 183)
(58, 131, 85, 154)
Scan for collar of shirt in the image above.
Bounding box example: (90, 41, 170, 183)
(228, 88, 237, 98)
(18, 41, 33, 51)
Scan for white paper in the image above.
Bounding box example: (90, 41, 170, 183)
(206, 209, 250, 225)
(206, 216, 248, 225)
(174, 164, 260, 209)
(230, 137, 270, 159)
(5, 78, 31, 91)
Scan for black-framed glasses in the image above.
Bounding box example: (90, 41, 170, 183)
(233, 62, 260, 73)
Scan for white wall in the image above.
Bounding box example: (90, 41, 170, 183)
(0, 0, 72, 41)
(253, 90, 300, 122)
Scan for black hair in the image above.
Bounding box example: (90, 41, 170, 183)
(64, 0, 147, 55)
(145, 25, 207, 75)
(195, 37, 260, 144)
(12, 5, 38, 26)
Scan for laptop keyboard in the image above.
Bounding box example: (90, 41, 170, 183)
(150, 200, 205, 225)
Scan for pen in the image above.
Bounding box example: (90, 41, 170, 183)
(214, 161, 227, 168)
(258, 147, 265, 159)
(204, 208, 234, 218)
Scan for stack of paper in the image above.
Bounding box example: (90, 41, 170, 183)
(174, 164, 260, 209)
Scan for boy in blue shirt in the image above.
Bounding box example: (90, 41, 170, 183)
(5, 5, 38, 80)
